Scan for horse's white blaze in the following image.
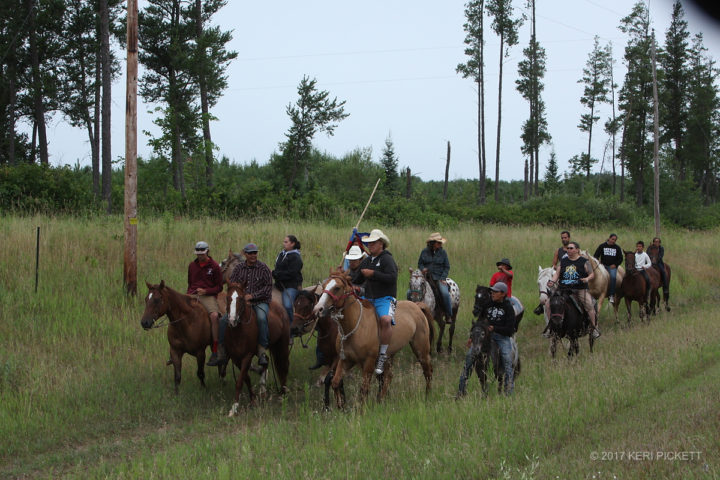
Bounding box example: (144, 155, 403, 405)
(313, 279, 336, 315)
(148, 293, 153, 300)
(229, 290, 239, 325)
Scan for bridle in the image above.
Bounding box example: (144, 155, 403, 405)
(145, 289, 183, 328)
(226, 286, 252, 326)
(321, 274, 364, 360)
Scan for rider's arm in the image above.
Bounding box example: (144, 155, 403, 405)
(552, 249, 559, 268)
(584, 261, 595, 283)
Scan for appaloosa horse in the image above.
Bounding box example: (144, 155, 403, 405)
(225, 282, 291, 416)
(547, 288, 595, 358)
(617, 250, 661, 323)
(140, 281, 226, 392)
(457, 286, 520, 397)
(408, 268, 460, 353)
(313, 269, 433, 409)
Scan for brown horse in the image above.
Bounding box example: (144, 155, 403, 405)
(220, 250, 284, 304)
(313, 269, 433, 409)
(290, 288, 343, 409)
(617, 251, 661, 323)
(225, 282, 291, 416)
(647, 246, 671, 313)
(140, 281, 226, 393)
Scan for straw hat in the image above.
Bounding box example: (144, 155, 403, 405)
(426, 232, 446, 244)
(362, 229, 390, 247)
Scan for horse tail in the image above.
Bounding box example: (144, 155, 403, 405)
(419, 302, 435, 347)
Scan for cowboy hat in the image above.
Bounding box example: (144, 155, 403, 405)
(345, 245, 366, 260)
(426, 232, 446, 244)
(362, 229, 390, 247)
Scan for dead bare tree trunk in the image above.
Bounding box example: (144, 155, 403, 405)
(405, 167, 412, 199)
(443, 141, 450, 201)
(100, 0, 112, 213)
(651, 31, 661, 237)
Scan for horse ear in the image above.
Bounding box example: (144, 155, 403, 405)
(145, 280, 151, 289)
(159, 280, 165, 289)
(538, 266, 542, 272)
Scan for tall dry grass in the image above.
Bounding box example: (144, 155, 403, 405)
(1, 215, 718, 479)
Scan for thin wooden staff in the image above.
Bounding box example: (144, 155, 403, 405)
(355, 178, 381, 230)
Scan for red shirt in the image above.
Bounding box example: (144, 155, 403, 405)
(187, 256, 223, 296)
(490, 270, 513, 298)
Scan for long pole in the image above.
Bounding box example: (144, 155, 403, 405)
(35, 226, 39, 293)
(124, 0, 138, 296)
(354, 178, 381, 230)
(651, 29, 661, 237)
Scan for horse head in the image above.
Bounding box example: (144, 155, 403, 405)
(226, 281, 249, 327)
(548, 289, 569, 327)
(220, 250, 243, 284)
(472, 285, 493, 317)
(290, 289, 319, 337)
(469, 316, 491, 352)
(623, 250, 637, 274)
(141, 280, 168, 330)
(313, 268, 354, 317)
(408, 268, 426, 303)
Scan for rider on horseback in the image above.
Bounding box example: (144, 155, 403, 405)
(188, 241, 225, 367)
(634, 241, 653, 308)
(547, 241, 601, 339)
(417, 232, 454, 324)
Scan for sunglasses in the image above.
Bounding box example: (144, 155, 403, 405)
(566, 246, 576, 250)
(245, 251, 258, 255)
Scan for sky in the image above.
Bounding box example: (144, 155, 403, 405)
(43, 0, 720, 182)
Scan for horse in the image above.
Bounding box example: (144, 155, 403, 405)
(225, 282, 291, 416)
(579, 251, 626, 321)
(457, 286, 520, 397)
(313, 269, 433, 409)
(617, 250, 661, 323)
(647, 246, 671, 313)
(289, 288, 344, 409)
(407, 268, 460, 353)
(546, 288, 595, 357)
(140, 280, 226, 393)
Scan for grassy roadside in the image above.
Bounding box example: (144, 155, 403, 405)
(1, 216, 718, 479)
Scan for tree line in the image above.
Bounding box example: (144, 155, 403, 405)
(1, 1, 719, 214)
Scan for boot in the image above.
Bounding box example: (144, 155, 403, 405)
(309, 349, 325, 370)
(533, 303, 544, 316)
(374, 353, 388, 375)
(206, 351, 219, 366)
(257, 345, 269, 368)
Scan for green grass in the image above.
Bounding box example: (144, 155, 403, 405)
(1, 215, 718, 479)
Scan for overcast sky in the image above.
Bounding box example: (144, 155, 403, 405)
(44, 0, 720, 182)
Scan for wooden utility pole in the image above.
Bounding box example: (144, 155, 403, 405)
(443, 141, 450, 201)
(124, 0, 138, 296)
(651, 30, 661, 237)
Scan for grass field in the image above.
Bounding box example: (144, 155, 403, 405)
(1, 215, 718, 479)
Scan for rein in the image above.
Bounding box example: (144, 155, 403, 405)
(293, 310, 320, 349)
(150, 316, 183, 328)
(323, 275, 363, 360)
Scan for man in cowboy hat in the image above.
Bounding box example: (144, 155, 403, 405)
(359, 229, 398, 375)
(187, 241, 225, 366)
(417, 232, 453, 323)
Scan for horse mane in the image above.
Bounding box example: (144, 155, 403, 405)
(150, 281, 204, 315)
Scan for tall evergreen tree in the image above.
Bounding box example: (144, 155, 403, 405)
(543, 149, 559, 193)
(280, 75, 348, 193)
(380, 133, 399, 196)
(659, 0, 690, 180)
(618, 2, 653, 206)
(684, 33, 720, 202)
(457, 0, 488, 204)
(577, 36, 612, 178)
(487, 0, 523, 201)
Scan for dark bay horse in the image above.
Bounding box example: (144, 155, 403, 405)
(289, 289, 344, 409)
(547, 288, 595, 357)
(647, 245, 671, 313)
(313, 269, 434, 409)
(140, 281, 226, 392)
(225, 282, 291, 416)
(457, 286, 520, 397)
(617, 250, 661, 323)
(408, 268, 460, 353)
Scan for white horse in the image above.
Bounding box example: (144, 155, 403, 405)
(537, 266, 555, 332)
(408, 268, 460, 353)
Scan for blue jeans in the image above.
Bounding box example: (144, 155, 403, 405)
(492, 333, 514, 395)
(254, 303, 269, 348)
(281, 288, 299, 325)
(608, 267, 617, 296)
(438, 281, 453, 318)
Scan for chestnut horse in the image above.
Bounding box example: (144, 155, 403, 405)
(220, 250, 284, 304)
(617, 250, 661, 323)
(140, 281, 226, 393)
(647, 246, 671, 313)
(313, 269, 433, 408)
(407, 268, 460, 353)
(225, 282, 291, 416)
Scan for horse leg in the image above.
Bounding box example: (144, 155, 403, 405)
(270, 342, 290, 394)
(447, 315, 457, 354)
(358, 360, 375, 406)
(476, 355, 488, 397)
(377, 358, 393, 402)
(409, 337, 433, 397)
(170, 350, 183, 393)
(550, 336, 557, 359)
(436, 318, 446, 353)
(323, 369, 333, 410)
(457, 348, 476, 397)
(195, 350, 206, 388)
(331, 359, 349, 409)
(625, 298, 632, 324)
(664, 290, 671, 312)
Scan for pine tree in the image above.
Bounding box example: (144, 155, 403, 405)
(543, 149, 559, 193)
(380, 133, 399, 196)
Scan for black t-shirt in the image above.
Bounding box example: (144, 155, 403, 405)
(559, 256, 590, 289)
